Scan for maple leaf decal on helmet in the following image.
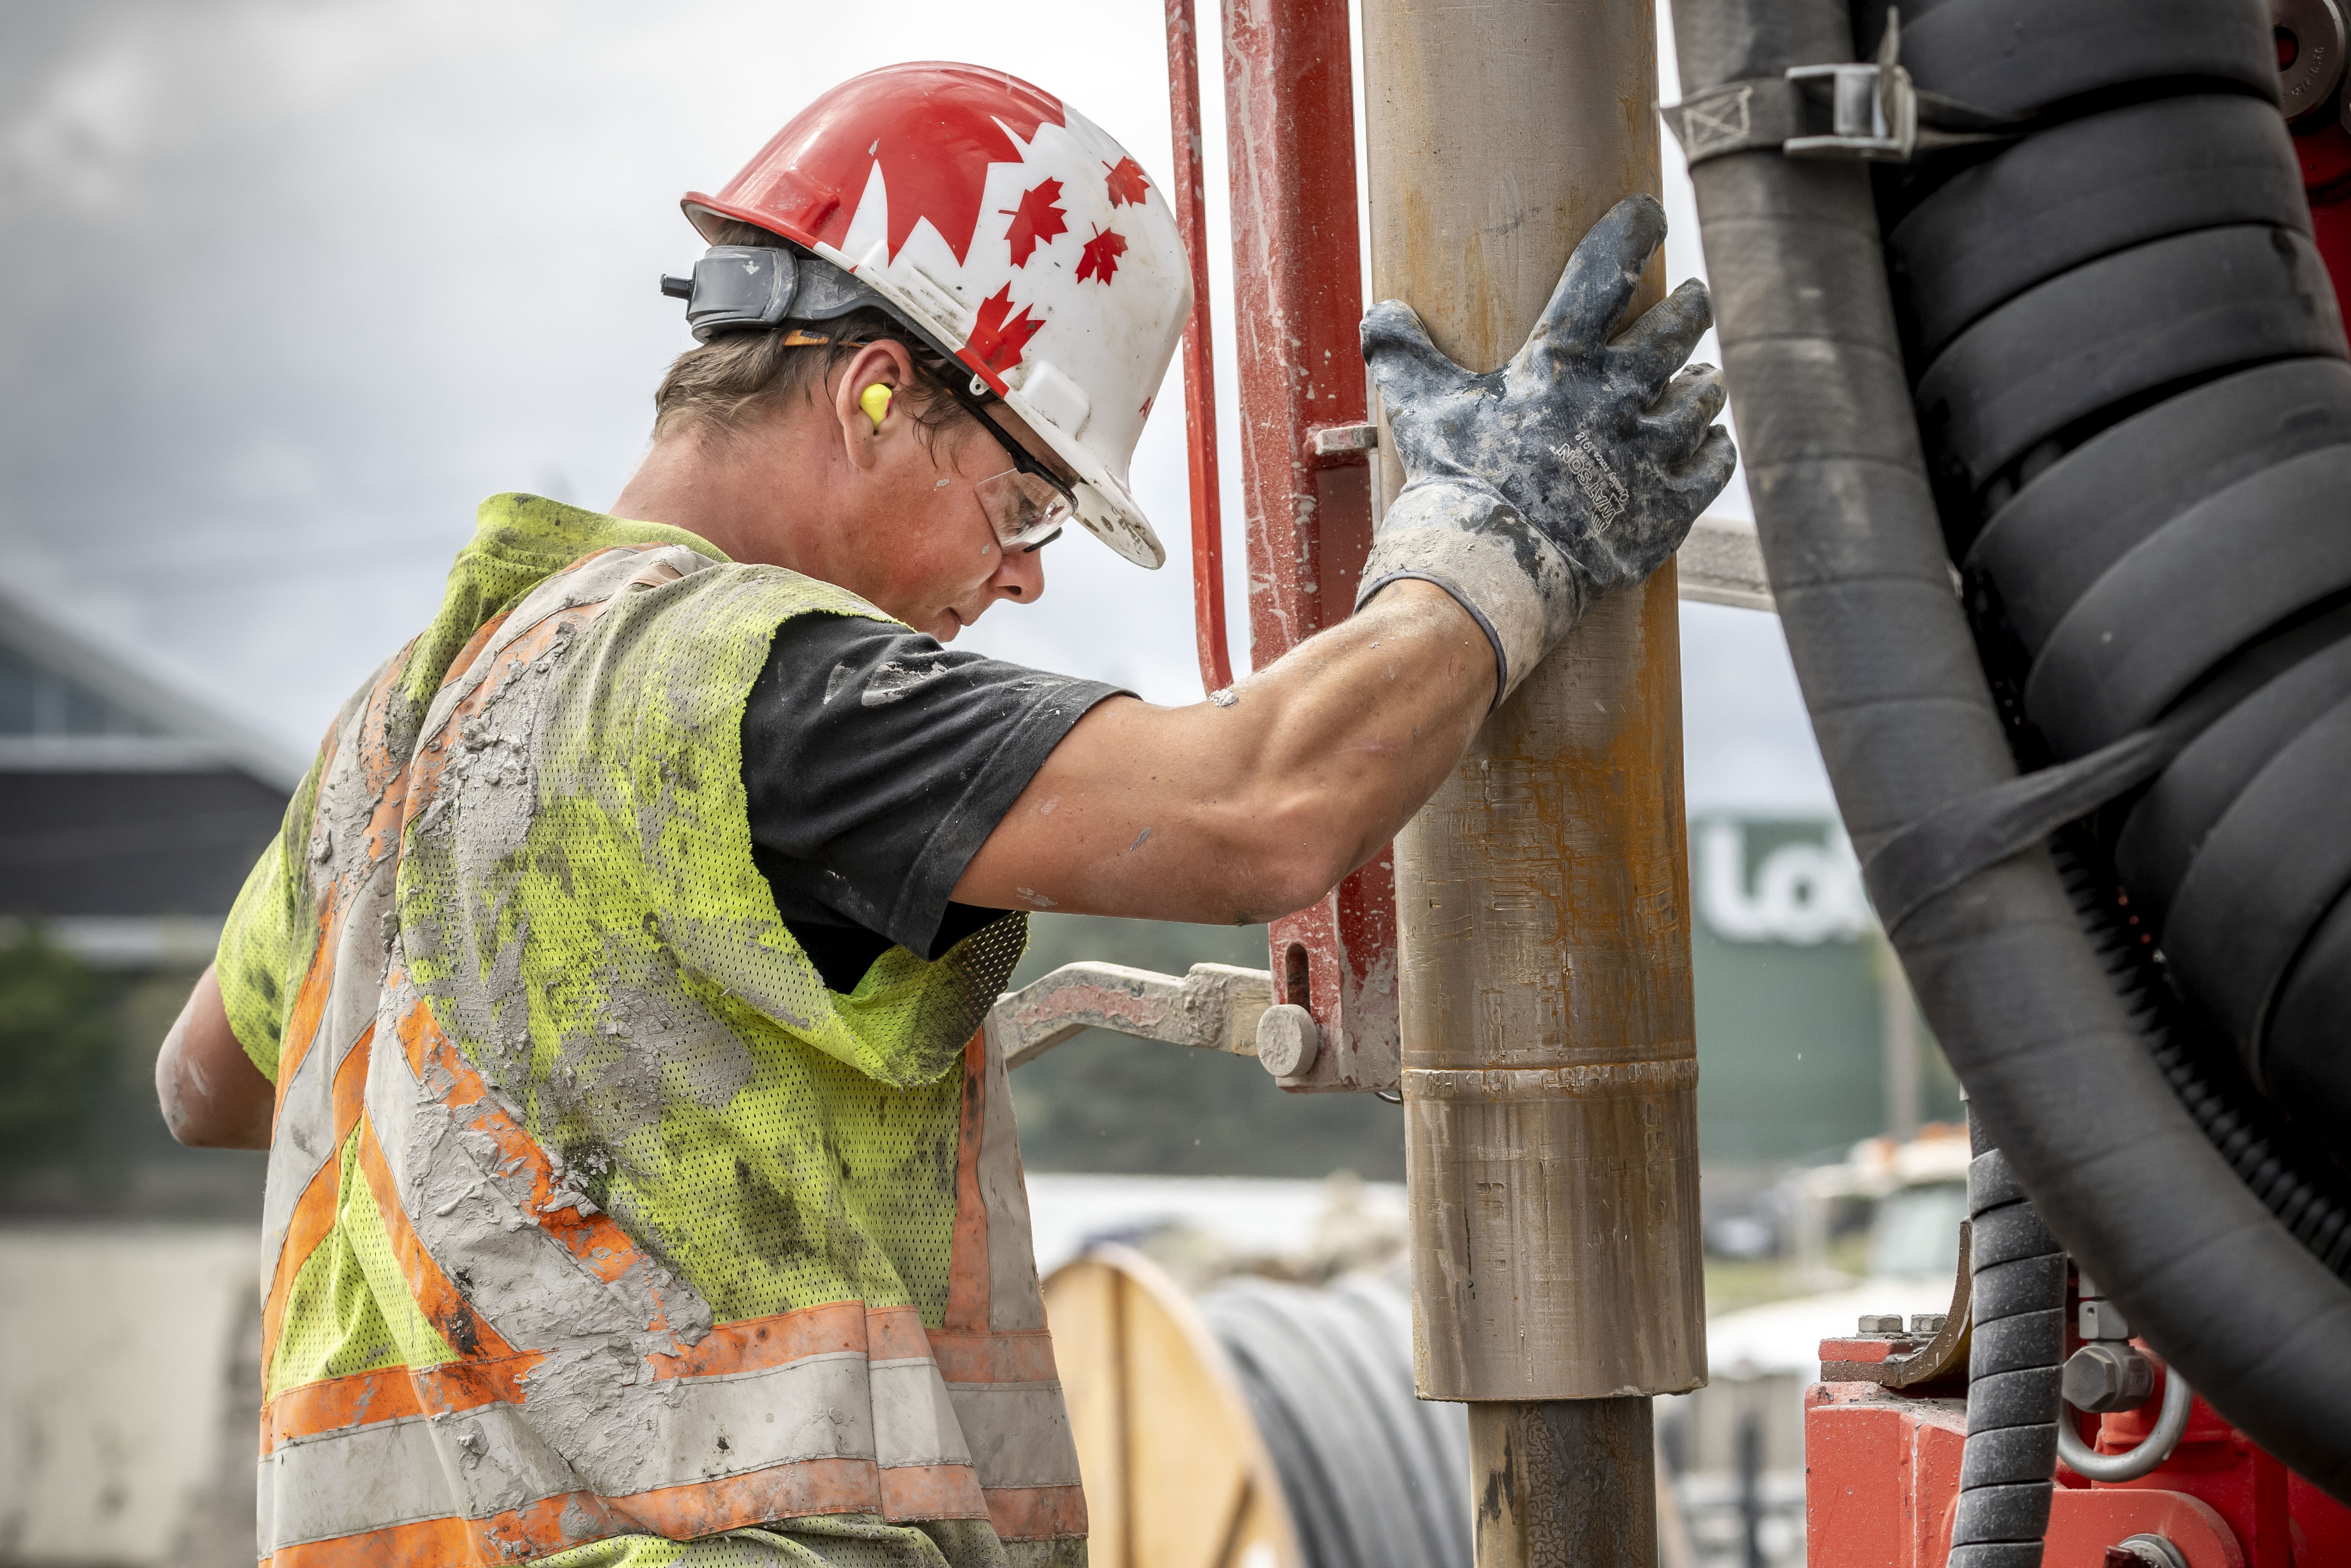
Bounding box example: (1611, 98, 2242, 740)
(1104, 157, 1150, 207)
(1077, 227, 1128, 284)
(1003, 178, 1068, 268)
(966, 285, 1047, 375)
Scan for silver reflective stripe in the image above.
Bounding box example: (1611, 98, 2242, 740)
(260, 1400, 570, 1550)
(617, 1352, 882, 1484)
(257, 679, 380, 1300)
(259, 1413, 451, 1551)
(257, 1353, 901, 1553)
(947, 1382, 1082, 1490)
(872, 1358, 973, 1470)
(976, 1035, 1046, 1334)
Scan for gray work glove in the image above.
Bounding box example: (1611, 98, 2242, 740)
(1357, 194, 1735, 705)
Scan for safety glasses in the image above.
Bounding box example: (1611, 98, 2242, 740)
(958, 397, 1076, 553)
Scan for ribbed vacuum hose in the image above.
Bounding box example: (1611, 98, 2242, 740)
(1950, 1143, 2066, 1568)
(1671, 0, 2351, 1501)
(1198, 1275, 1471, 1568)
(2046, 831, 2351, 1277)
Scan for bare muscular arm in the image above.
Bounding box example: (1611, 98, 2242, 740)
(953, 580, 1495, 924)
(155, 965, 274, 1150)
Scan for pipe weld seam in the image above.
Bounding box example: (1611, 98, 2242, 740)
(1401, 1059, 1698, 1102)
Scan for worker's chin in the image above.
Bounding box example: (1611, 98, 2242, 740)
(933, 608, 966, 642)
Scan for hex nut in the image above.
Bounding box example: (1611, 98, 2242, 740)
(1910, 1313, 1948, 1335)
(1257, 1004, 1320, 1078)
(2064, 1343, 2157, 1413)
(1856, 1313, 1907, 1335)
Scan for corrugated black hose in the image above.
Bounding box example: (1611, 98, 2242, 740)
(1670, 0, 2351, 1508)
(1952, 1138, 2066, 1568)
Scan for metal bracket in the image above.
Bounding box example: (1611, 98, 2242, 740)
(1783, 14, 1917, 162)
(1307, 422, 1379, 464)
(989, 961, 1274, 1071)
(1662, 9, 2017, 168)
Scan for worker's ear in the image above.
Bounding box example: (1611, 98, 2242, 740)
(836, 341, 917, 472)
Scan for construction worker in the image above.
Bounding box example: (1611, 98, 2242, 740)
(153, 62, 1730, 1568)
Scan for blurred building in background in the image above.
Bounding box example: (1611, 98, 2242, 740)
(0, 588, 300, 1563)
(0, 580, 297, 1219)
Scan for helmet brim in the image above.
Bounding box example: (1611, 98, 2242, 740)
(683, 194, 1167, 570)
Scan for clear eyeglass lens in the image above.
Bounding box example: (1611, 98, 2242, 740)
(975, 468, 1074, 550)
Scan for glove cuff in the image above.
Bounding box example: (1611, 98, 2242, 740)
(1353, 480, 1582, 708)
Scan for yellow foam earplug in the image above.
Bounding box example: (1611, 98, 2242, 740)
(859, 384, 893, 430)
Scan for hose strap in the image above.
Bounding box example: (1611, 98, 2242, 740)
(1866, 711, 2209, 937)
(1664, 13, 2023, 168)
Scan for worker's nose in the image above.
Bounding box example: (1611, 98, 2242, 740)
(993, 539, 1047, 603)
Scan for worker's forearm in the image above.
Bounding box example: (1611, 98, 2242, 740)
(955, 580, 1493, 924)
(155, 965, 274, 1150)
(1205, 579, 1495, 885)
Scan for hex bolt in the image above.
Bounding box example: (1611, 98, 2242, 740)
(2064, 1343, 2158, 1413)
(1256, 1003, 1321, 1078)
(1856, 1313, 1907, 1335)
(1909, 1313, 1948, 1335)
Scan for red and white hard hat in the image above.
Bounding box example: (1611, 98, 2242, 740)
(685, 62, 1188, 568)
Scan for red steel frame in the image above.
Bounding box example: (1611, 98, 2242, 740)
(1165, 0, 1234, 696)
(1163, 0, 1396, 1089)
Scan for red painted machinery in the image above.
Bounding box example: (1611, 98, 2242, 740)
(1808, 1323, 2351, 1567)
(1161, 0, 1396, 1091)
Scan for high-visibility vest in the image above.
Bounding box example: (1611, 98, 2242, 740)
(233, 505, 1083, 1565)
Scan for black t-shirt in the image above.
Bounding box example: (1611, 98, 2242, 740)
(740, 612, 1125, 992)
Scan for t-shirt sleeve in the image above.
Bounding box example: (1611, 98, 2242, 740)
(741, 612, 1127, 959)
(214, 754, 325, 1084)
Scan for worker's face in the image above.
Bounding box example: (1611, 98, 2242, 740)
(830, 344, 1060, 641)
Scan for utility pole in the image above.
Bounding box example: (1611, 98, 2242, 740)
(1361, 0, 1708, 1562)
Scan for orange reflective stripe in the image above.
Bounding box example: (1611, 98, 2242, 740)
(927, 1328, 1059, 1385)
(273, 648, 410, 1121)
(611, 1457, 911, 1540)
(985, 1484, 1090, 1543)
(271, 897, 339, 1133)
(877, 1463, 991, 1523)
(353, 1119, 528, 1372)
(263, 1365, 423, 1454)
(643, 1300, 865, 1380)
(393, 995, 670, 1305)
(868, 1304, 935, 1364)
(438, 610, 512, 696)
(258, 1152, 343, 1387)
(265, 1513, 472, 1568)
(261, 1019, 378, 1375)
(944, 1032, 992, 1332)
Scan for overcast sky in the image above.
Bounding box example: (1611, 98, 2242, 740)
(0, 0, 1831, 811)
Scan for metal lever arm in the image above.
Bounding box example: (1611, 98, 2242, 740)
(991, 962, 1274, 1071)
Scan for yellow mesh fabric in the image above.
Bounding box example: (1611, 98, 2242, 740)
(215, 752, 325, 1082)
(218, 493, 716, 1084)
(532, 1514, 1083, 1568)
(267, 1130, 456, 1396)
(397, 543, 1026, 1326)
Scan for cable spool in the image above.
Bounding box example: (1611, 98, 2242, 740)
(1042, 1248, 1470, 1568)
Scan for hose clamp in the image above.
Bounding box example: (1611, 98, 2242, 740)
(1662, 9, 2020, 168)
